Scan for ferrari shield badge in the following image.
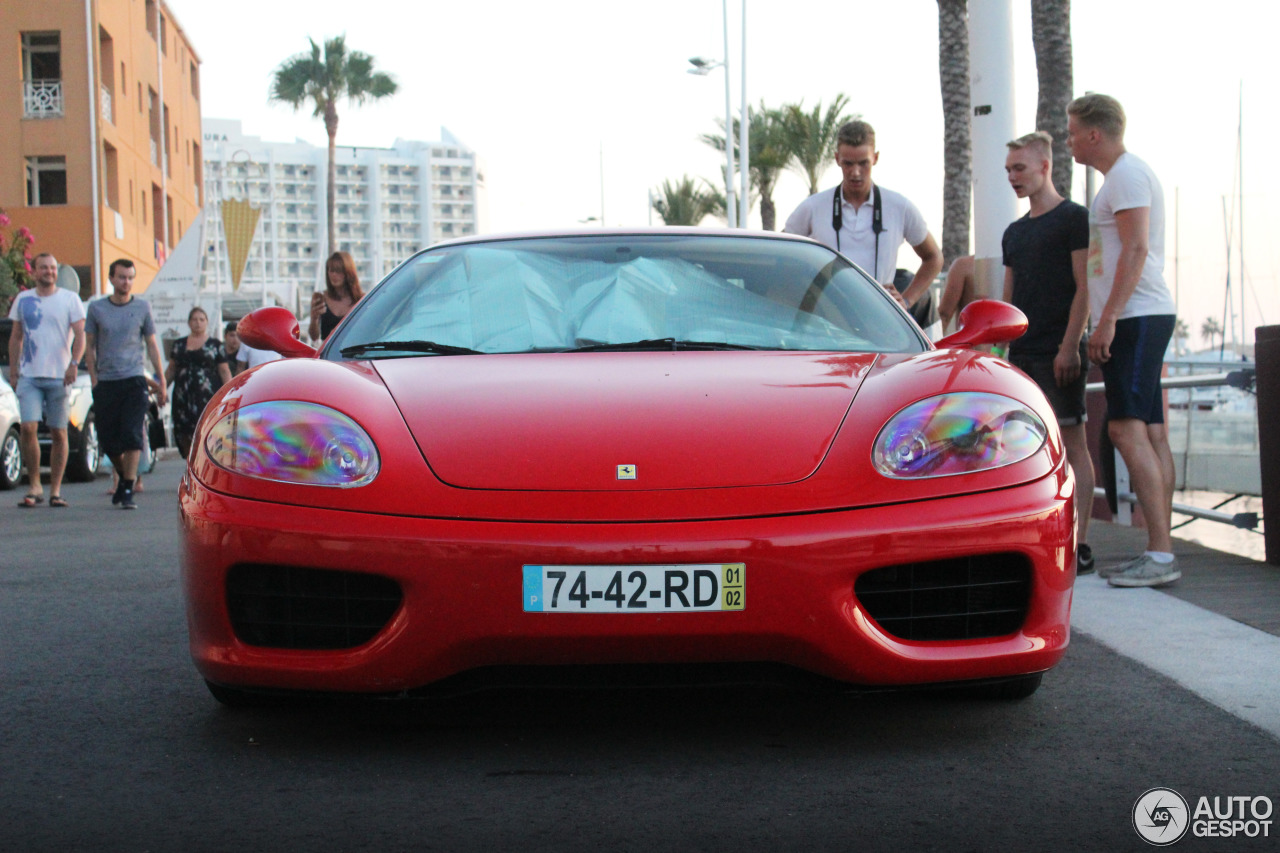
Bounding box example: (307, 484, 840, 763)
(616, 464, 637, 480)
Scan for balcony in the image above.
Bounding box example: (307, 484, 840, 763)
(23, 80, 63, 118)
(100, 85, 113, 124)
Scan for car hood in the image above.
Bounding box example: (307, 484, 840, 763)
(375, 351, 877, 491)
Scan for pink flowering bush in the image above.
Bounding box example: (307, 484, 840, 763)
(0, 209, 35, 315)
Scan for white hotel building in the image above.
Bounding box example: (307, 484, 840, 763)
(200, 118, 485, 317)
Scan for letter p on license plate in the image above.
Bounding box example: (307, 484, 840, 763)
(523, 564, 745, 613)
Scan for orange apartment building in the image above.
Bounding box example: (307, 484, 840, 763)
(2, 0, 202, 297)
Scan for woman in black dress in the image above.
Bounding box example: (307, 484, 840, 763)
(165, 306, 232, 458)
(308, 251, 364, 343)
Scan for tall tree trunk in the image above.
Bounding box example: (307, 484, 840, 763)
(324, 100, 339, 257)
(1032, 0, 1074, 199)
(760, 197, 776, 232)
(937, 0, 972, 268)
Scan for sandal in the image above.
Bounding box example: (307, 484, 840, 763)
(50, 496, 69, 508)
(18, 494, 44, 508)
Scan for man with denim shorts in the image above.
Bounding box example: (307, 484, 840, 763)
(85, 259, 167, 510)
(1068, 94, 1178, 588)
(7, 253, 85, 508)
(1001, 131, 1095, 575)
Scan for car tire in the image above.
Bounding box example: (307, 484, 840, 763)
(0, 427, 21, 490)
(973, 672, 1043, 701)
(203, 680, 301, 709)
(65, 410, 100, 483)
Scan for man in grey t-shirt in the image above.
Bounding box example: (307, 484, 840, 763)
(85, 259, 167, 509)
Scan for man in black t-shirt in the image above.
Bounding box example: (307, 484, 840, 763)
(1002, 131, 1095, 574)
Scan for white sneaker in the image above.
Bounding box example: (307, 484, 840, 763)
(1098, 554, 1144, 580)
(1107, 555, 1180, 588)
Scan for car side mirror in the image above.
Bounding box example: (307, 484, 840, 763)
(237, 306, 317, 359)
(934, 299, 1028, 349)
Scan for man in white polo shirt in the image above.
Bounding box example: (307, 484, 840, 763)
(783, 119, 942, 319)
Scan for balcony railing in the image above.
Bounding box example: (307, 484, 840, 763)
(100, 85, 113, 124)
(23, 80, 63, 118)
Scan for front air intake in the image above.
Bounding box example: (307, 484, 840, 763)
(226, 564, 402, 650)
(854, 553, 1031, 641)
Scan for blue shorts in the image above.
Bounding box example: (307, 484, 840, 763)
(1100, 315, 1174, 424)
(94, 376, 150, 455)
(16, 376, 70, 429)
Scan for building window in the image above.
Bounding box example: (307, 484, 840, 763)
(190, 61, 200, 100)
(145, 1, 157, 39)
(26, 157, 67, 205)
(192, 142, 203, 205)
(21, 32, 62, 118)
(148, 88, 161, 165)
(103, 143, 120, 210)
(98, 28, 115, 124)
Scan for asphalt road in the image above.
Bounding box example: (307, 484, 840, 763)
(3, 458, 1278, 852)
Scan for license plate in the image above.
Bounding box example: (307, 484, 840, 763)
(523, 563, 744, 613)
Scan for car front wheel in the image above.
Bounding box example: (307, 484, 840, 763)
(65, 410, 100, 482)
(0, 427, 21, 490)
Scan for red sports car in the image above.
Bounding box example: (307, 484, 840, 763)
(179, 230, 1075, 706)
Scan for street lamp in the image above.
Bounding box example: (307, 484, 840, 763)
(738, 1, 748, 229)
(688, 45, 736, 228)
(689, 0, 748, 229)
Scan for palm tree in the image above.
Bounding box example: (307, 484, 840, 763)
(1173, 317, 1191, 355)
(651, 177, 718, 226)
(937, 0, 971, 268)
(700, 104, 793, 230)
(1201, 316, 1223, 349)
(1031, 0, 1074, 198)
(270, 36, 397, 256)
(778, 95, 855, 196)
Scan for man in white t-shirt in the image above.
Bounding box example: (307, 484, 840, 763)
(783, 119, 942, 317)
(6, 253, 86, 508)
(1067, 93, 1178, 588)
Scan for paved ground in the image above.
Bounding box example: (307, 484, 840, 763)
(1085, 518, 1280, 636)
(4, 458, 1279, 851)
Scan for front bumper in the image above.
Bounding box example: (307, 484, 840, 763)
(180, 469, 1074, 694)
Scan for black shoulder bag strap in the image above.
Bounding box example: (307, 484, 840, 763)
(832, 185, 884, 280)
(831, 186, 843, 252)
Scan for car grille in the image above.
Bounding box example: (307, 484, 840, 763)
(226, 564, 403, 650)
(854, 553, 1031, 641)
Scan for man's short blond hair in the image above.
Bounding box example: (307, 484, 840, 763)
(836, 119, 875, 152)
(1067, 93, 1126, 140)
(1007, 131, 1053, 161)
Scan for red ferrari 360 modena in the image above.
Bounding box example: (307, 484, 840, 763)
(179, 230, 1075, 706)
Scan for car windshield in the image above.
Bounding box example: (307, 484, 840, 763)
(325, 234, 925, 358)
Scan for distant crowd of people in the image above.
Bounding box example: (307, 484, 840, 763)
(7, 251, 363, 510)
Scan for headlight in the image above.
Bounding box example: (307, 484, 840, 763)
(204, 401, 379, 487)
(873, 393, 1047, 479)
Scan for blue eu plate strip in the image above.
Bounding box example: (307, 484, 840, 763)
(522, 565, 543, 611)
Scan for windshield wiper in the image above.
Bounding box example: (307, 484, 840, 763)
(566, 338, 763, 353)
(340, 340, 482, 357)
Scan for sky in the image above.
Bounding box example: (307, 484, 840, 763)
(164, 0, 1279, 347)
